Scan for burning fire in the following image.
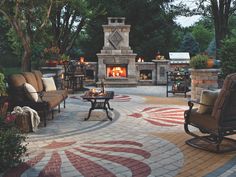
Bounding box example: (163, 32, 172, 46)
(107, 66, 127, 78)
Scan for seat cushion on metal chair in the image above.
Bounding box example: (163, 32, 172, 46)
(46, 90, 68, 99)
(186, 108, 218, 132)
(197, 90, 220, 114)
(41, 93, 64, 108)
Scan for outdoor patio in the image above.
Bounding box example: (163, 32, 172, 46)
(3, 86, 236, 177)
(1, 1, 236, 176)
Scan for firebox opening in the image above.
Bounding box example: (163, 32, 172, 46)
(140, 70, 152, 80)
(106, 65, 127, 78)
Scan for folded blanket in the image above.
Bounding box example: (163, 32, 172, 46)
(12, 106, 40, 132)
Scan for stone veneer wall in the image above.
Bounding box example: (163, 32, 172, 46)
(190, 69, 220, 100)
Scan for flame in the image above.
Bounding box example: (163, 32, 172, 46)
(107, 66, 127, 77)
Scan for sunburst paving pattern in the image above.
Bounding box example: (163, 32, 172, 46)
(128, 106, 185, 127)
(4, 140, 152, 177)
(112, 95, 131, 102)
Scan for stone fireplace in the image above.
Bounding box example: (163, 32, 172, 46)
(97, 17, 137, 87)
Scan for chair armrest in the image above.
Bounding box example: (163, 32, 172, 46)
(37, 91, 44, 101)
(188, 99, 213, 107)
(185, 100, 214, 120)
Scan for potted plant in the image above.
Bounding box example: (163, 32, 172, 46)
(190, 54, 208, 69)
(43, 46, 60, 67)
(59, 54, 70, 65)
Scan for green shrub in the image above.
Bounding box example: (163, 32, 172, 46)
(190, 54, 208, 69)
(0, 73, 7, 96)
(0, 113, 27, 173)
(220, 34, 236, 78)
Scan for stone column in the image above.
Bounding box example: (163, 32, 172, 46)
(152, 60, 170, 85)
(190, 69, 220, 100)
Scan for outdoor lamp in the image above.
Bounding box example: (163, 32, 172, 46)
(80, 57, 85, 64)
(156, 51, 161, 60)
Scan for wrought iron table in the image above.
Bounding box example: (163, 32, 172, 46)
(81, 91, 114, 121)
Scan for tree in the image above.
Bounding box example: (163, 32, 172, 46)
(0, 0, 53, 71)
(206, 38, 216, 57)
(49, 0, 94, 54)
(80, 0, 180, 61)
(176, 0, 236, 58)
(220, 33, 236, 77)
(192, 23, 213, 52)
(179, 33, 200, 56)
(0, 16, 19, 67)
(209, 0, 235, 52)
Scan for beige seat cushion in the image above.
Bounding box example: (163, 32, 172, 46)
(41, 92, 64, 108)
(197, 89, 220, 114)
(47, 90, 68, 99)
(42, 77, 57, 91)
(24, 83, 38, 102)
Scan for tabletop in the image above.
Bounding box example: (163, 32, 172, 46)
(81, 91, 114, 100)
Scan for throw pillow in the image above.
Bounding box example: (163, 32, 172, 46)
(42, 77, 57, 91)
(197, 89, 220, 114)
(24, 83, 39, 102)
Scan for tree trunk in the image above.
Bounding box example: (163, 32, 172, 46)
(12, 19, 32, 71)
(21, 45, 32, 72)
(211, 0, 231, 59)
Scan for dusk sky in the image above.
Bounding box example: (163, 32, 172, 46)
(173, 0, 202, 27)
(175, 15, 201, 27)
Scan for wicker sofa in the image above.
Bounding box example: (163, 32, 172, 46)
(7, 70, 68, 127)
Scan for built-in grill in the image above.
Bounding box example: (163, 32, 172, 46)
(169, 52, 190, 69)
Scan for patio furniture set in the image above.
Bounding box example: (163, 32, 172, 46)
(6, 70, 114, 129)
(7, 70, 68, 127)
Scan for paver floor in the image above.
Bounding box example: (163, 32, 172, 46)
(3, 86, 236, 177)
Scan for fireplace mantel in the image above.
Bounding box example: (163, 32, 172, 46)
(103, 58, 129, 65)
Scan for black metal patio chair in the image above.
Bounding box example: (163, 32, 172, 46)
(184, 73, 236, 153)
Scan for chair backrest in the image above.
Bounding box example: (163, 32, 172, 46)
(22, 72, 39, 92)
(211, 73, 236, 125)
(7, 74, 28, 102)
(32, 70, 44, 92)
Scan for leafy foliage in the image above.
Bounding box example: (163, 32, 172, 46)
(220, 34, 236, 78)
(177, 0, 236, 58)
(49, 0, 94, 54)
(0, 0, 53, 71)
(0, 16, 20, 68)
(190, 54, 208, 69)
(192, 23, 213, 52)
(0, 73, 7, 95)
(0, 108, 27, 173)
(207, 38, 216, 57)
(179, 33, 200, 56)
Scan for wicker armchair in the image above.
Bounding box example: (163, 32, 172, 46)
(184, 73, 236, 153)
